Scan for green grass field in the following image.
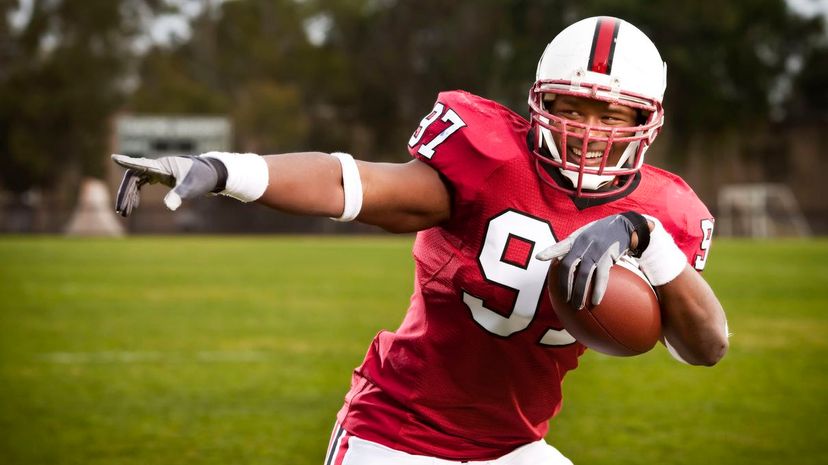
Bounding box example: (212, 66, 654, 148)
(1, 236, 827, 465)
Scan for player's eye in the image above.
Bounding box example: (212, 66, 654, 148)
(602, 114, 633, 125)
(557, 110, 581, 120)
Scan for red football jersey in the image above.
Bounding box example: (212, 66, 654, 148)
(336, 91, 714, 460)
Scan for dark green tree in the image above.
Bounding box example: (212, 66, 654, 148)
(0, 0, 165, 193)
(128, 0, 825, 164)
(128, 0, 317, 153)
(788, 41, 828, 121)
(293, 0, 825, 159)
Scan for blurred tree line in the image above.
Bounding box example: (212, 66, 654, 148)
(1, 0, 826, 195)
(0, 0, 168, 192)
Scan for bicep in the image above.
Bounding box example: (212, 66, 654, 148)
(358, 158, 451, 232)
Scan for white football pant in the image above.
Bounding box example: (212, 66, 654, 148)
(324, 424, 573, 465)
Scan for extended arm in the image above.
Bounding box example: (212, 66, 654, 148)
(112, 151, 451, 234)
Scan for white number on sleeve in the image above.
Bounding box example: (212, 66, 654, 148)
(407, 103, 466, 159)
(694, 219, 715, 270)
(462, 210, 575, 346)
(408, 103, 444, 146)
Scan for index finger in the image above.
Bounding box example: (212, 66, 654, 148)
(536, 238, 573, 261)
(111, 154, 162, 173)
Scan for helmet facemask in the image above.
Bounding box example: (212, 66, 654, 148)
(529, 80, 663, 198)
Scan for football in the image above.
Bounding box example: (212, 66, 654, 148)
(547, 257, 661, 356)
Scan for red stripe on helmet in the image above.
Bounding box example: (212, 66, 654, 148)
(588, 17, 620, 74)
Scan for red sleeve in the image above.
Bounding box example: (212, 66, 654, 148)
(644, 171, 715, 271)
(407, 91, 523, 206)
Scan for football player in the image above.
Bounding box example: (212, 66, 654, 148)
(113, 16, 729, 465)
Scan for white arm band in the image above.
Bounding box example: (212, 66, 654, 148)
(329, 152, 363, 222)
(201, 151, 269, 202)
(639, 215, 688, 286)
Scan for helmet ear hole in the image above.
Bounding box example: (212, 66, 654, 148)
(636, 110, 649, 125)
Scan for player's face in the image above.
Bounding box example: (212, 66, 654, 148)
(546, 95, 640, 168)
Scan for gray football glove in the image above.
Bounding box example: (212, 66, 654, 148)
(112, 154, 226, 217)
(536, 214, 636, 309)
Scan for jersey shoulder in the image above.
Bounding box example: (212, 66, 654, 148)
(435, 90, 528, 133)
(407, 90, 530, 202)
(637, 164, 710, 217)
(634, 165, 715, 270)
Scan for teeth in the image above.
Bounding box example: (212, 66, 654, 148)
(570, 147, 604, 159)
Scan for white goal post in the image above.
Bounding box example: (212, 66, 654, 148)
(717, 183, 811, 237)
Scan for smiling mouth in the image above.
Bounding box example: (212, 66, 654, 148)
(566, 146, 606, 166)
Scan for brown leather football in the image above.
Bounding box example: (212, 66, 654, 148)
(548, 258, 661, 356)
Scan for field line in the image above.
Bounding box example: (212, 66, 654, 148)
(35, 350, 274, 364)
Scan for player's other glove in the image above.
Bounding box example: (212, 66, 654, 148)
(112, 152, 269, 217)
(537, 212, 650, 310)
(112, 154, 227, 217)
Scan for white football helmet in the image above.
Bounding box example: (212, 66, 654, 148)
(528, 16, 667, 198)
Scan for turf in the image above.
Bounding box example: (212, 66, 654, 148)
(0, 236, 826, 464)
